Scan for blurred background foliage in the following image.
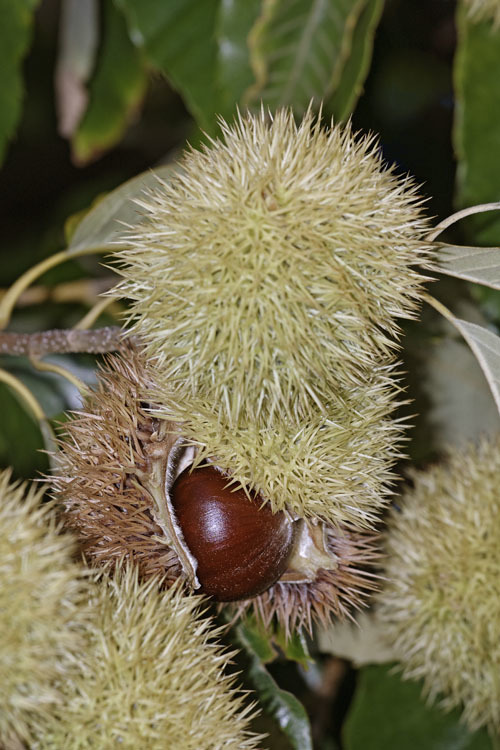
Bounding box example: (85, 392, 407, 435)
(1, 1, 500, 747)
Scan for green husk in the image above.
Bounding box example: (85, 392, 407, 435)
(378, 437, 500, 734)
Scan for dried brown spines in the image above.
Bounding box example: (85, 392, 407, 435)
(230, 524, 380, 636)
(52, 348, 183, 585)
(53, 350, 381, 633)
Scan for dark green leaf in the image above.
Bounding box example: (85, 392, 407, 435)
(72, 0, 148, 164)
(246, 0, 364, 112)
(273, 625, 311, 669)
(115, 0, 220, 132)
(344, 664, 491, 750)
(0, 382, 47, 478)
(326, 0, 384, 120)
(0, 0, 39, 164)
(215, 0, 261, 117)
(235, 620, 313, 750)
(454, 3, 500, 243)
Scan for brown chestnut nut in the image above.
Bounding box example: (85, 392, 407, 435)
(171, 465, 296, 601)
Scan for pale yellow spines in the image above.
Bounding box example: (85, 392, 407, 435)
(377, 437, 500, 734)
(112, 109, 430, 525)
(160, 367, 404, 526)
(40, 567, 262, 749)
(114, 109, 430, 429)
(0, 470, 90, 747)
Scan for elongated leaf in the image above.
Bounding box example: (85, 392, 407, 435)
(434, 244, 500, 289)
(428, 297, 500, 418)
(246, 0, 364, 112)
(215, 0, 262, 117)
(454, 3, 500, 244)
(71, 0, 148, 165)
(67, 163, 177, 254)
(235, 620, 313, 750)
(447, 317, 500, 416)
(116, 0, 220, 132)
(55, 0, 98, 139)
(326, 0, 384, 120)
(0, 0, 39, 164)
(344, 665, 491, 750)
(423, 332, 500, 449)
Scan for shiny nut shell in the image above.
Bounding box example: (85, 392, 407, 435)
(172, 465, 296, 601)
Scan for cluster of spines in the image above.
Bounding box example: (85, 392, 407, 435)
(53, 350, 382, 632)
(0, 470, 90, 747)
(232, 525, 381, 636)
(113, 108, 431, 525)
(377, 437, 500, 733)
(51, 349, 183, 583)
(115, 109, 430, 427)
(40, 568, 262, 750)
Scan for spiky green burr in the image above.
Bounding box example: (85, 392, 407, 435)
(377, 438, 500, 734)
(0, 470, 90, 747)
(39, 567, 261, 750)
(113, 109, 431, 527)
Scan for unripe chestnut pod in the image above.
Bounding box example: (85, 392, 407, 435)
(172, 465, 296, 601)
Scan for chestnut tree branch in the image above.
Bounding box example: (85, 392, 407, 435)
(0, 327, 126, 357)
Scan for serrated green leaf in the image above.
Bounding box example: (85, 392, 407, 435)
(215, 0, 261, 117)
(246, 0, 364, 112)
(0, 0, 39, 164)
(67, 162, 177, 255)
(344, 665, 491, 750)
(115, 0, 220, 132)
(454, 2, 500, 243)
(72, 0, 148, 165)
(235, 620, 313, 750)
(434, 244, 500, 289)
(326, 0, 384, 120)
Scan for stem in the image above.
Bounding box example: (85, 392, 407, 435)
(0, 245, 114, 330)
(422, 291, 456, 322)
(0, 327, 124, 356)
(427, 201, 500, 241)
